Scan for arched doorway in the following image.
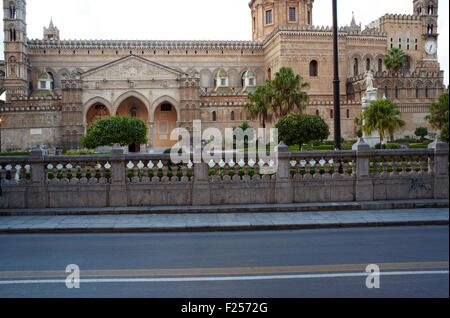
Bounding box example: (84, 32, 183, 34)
(86, 103, 111, 127)
(116, 96, 149, 152)
(153, 103, 178, 149)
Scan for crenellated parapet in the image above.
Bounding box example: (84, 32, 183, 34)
(263, 25, 386, 46)
(27, 39, 264, 51)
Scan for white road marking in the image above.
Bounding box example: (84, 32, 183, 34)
(0, 270, 447, 285)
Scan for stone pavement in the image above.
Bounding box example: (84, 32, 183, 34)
(0, 207, 448, 234)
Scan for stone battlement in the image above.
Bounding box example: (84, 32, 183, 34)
(27, 39, 264, 50)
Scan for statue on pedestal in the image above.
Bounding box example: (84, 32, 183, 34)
(361, 71, 385, 147)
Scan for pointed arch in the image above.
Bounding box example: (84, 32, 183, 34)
(113, 90, 151, 117)
(150, 95, 180, 122)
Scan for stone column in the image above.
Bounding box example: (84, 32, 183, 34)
(149, 122, 154, 152)
(28, 145, 48, 208)
(192, 144, 211, 206)
(109, 144, 127, 207)
(429, 138, 449, 199)
(353, 138, 374, 201)
(275, 141, 293, 204)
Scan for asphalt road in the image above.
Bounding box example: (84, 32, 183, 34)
(0, 226, 448, 298)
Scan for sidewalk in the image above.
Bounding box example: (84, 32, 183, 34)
(0, 206, 448, 234)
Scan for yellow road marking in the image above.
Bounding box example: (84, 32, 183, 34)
(0, 261, 447, 279)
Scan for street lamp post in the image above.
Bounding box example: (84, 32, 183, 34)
(332, 0, 342, 150)
(0, 116, 3, 153)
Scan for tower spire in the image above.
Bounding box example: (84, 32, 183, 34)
(351, 12, 357, 27)
(49, 17, 54, 29)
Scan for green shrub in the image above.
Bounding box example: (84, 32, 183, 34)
(408, 144, 428, 149)
(0, 151, 30, 156)
(66, 150, 110, 156)
(373, 143, 402, 149)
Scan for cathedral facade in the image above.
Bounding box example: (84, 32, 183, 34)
(0, 0, 446, 152)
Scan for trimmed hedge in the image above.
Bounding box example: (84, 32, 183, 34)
(0, 151, 30, 156)
(373, 143, 402, 150)
(408, 144, 428, 149)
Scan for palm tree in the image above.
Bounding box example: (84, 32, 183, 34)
(361, 99, 405, 148)
(245, 83, 274, 129)
(270, 67, 310, 118)
(383, 48, 406, 99)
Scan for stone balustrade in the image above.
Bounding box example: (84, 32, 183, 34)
(0, 139, 448, 209)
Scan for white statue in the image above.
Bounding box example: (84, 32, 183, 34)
(365, 70, 374, 90)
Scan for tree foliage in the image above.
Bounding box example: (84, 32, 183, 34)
(81, 116, 148, 150)
(414, 127, 428, 141)
(275, 114, 330, 151)
(245, 84, 274, 129)
(441, 123, 449, 143)
(245, 67, 310, 128)
(425, 91, 449, 130)
(271, 67, 310, 118)
(384, 48, 406, 75)
(361, 99, 405, 148)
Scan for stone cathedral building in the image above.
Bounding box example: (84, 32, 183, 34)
(0, 0, 446, 152)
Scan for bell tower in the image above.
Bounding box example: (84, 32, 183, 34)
(413, 0, 439, 70)
(3, 0, 28, 101)
(249, 0, 314, 42)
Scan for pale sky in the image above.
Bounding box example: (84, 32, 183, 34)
(1, 0, 449, 85)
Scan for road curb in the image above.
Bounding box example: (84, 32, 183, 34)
(0, 220, 448, 235)
(0, 199, 448, 216)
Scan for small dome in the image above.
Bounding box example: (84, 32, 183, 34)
(216, 69, 228, 78)
(243, 70, 256, 78)
(38, 71, 53, 81)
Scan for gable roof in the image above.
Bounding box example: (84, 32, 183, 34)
(82, 54, 187, 79)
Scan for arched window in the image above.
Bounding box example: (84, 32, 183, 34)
(378, 59, 383, 72)
(416, 86, 420, 99)
(231, 111, 235, 121)
(425, 87, 429, 98)
(212, 111, 217, 122)
(353, 58, 359, 76)
(10, 6, 16, 19)
(307, 11, 311, 25)
(401, 56, 410, 73)
(394, 86, 399, 99)
(384, 86, 388, 98)
(316, 109, 320, 116)
(346, 109, 350, 119)
(267, 68, 272, 80)
(366, 59, 371, 71)
(309, 60, 318, 77)
(330, 109, 334, 119)
(10, 28, 17, 41)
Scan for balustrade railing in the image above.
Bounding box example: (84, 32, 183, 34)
(124, 154, 193, 184)
(290, 151, 356, 179)
(0, 160, 32, 185)
(43, 156, 112, 184)
(207, 155, 275, 182)
(368, 149, 433, 177)
(0, 139, 448, 209)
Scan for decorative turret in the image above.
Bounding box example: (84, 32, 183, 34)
(43, 17, 60, 40)
(348, 12, 361, 33)
(249, 0, 314, 42)
(241, 70, 256, 93)
(30, 70, 56, 98)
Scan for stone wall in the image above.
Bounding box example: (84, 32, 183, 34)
(0, 140, 447, 209)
